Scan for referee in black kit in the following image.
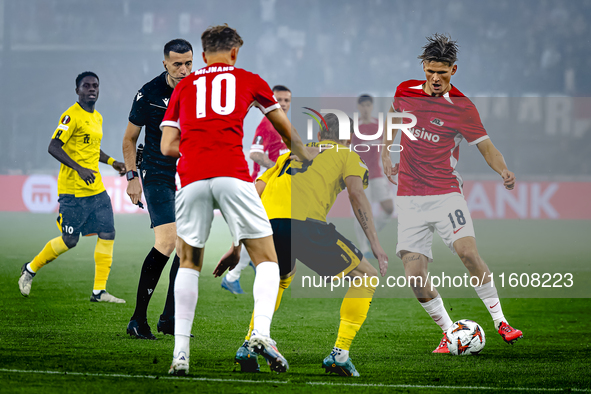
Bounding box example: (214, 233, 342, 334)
(122, 39, 193, 339)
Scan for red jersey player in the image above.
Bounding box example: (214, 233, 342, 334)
(250, 85, 291, 181)
(220, 85, 292, 296)
(381, 34, 522, 353)
(350, 94, 394, 258)
(160, 24, 311, 375)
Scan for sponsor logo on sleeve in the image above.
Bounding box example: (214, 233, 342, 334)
(57, 124, 69, 131)
(255, 135, 263, 144)
(61, 115, 71, 125)
(136, 92, 143, 101)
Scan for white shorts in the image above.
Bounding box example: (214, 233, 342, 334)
(175, 177, 273, 248)
(366, 177, 395, 204)
(395, 192, 475, 261)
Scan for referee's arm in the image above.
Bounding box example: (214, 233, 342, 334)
(122, 122, 143, 204)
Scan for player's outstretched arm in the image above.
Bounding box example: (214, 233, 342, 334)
(250, 151, 276, 169)
(345, 175, 389, 276)
(48, 138, 97, 185)
(161, 126, 181, 158)
(476, 138, 515, 190)
(99, 150, 126, 175)
(266, 108, 313, 163)
(122, 122, 143, 204)
(255, 179, 267, 197)
(381, 106, 400, 185)
(213, 243, 241, 277)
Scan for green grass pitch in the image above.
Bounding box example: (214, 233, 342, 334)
(0, 212, 590, 393)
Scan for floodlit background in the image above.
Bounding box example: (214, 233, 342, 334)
(0, 0, 590, 177)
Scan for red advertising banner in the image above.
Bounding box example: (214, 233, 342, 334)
(1, 175, 590, 219)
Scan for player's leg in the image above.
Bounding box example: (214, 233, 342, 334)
(169, 179, 214, 376)
(438, 193, 522, 344)
(236, 219, 294, 372)
(129, 222, 176, 339)
(221, 246, 251, 295)
(374, 177, 395, 232)
(19, 195, 82, 297)
(324, 257, 378, 377)
(453, 237, 523, 344)
(213, 177, 287, 373)
(84, 192, 124, 304)
(396, 195, 454, 353)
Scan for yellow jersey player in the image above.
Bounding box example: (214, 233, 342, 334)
(18, 71, 127, 303)
(214, 113, 389, 377)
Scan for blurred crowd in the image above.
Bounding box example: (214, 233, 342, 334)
(1, 0, 590, 176)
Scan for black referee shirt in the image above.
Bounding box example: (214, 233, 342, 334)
(128, 72, 176, 174)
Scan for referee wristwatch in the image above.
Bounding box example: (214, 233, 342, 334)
(126, 170, 139, 181)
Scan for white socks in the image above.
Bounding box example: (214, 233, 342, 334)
(226, 247, 251, 282)
(420, 295, 453, 332)
(174, 268, 200, 357)
(332, 347, 349, 363)
(251, 261, 279, 338)
(474, 280, 506, 328)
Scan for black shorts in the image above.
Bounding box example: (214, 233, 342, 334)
(271, 218, 363, 277)
(56, 191, 115, 236)
(140, 166, 176, 228)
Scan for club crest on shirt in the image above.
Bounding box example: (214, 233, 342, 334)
(61, 115, 71, 125)
(430, 117, 444, 127)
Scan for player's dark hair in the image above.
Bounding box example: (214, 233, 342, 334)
(164, 39, 193, 58)
(321, 113, 353, 142)
(358, 94, 373, 104)
(418, 33, 459, 66)
(201, 24, 244, 53)
(76, 71, 99, 88)
(272, 85, 291, 93)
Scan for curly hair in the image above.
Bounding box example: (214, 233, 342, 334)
(418, 33, 459, 65)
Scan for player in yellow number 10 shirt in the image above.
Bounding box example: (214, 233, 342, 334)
(18, 71, 127, 303)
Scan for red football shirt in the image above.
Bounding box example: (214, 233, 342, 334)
(350, 118, 383, 180)
(250, 117, 289, 181)
(393, 80, 489, 196)
(161, 63, 280, 187)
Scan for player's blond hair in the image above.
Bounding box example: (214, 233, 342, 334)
(201, 24, 244, 53)
(418, 33, 459, 66)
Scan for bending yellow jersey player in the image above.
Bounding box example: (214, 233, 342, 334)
(215, 113, 389, 377)
(18, 71, 127, 303)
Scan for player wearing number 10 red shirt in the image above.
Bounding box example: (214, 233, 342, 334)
(160, 24, 312, 376)
(381, 34, 523, 353)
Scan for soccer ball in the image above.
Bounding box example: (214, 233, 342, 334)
(446, 319, 486, 355)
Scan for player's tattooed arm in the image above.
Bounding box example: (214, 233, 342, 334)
(48, 138, 97, 185)
(250, 151, 276, 169)
(345, 175, 389, 276)
(476, 138, 515, 190)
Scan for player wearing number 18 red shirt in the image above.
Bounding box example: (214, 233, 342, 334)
(381, 34, 523, 353)
(160, 24, 312, 376)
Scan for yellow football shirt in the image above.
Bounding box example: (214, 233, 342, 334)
(51, 102, 105, 197)
(258, 141, 369, 222)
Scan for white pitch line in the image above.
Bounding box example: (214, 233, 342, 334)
(306, 382, 591, 392)
(0, 368, 588, 392)
(0, 368, 289, 384)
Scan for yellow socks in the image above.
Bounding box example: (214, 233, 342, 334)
(335, 281, 376, 351)
(29, 237, 69, 273)
(246, 275, 293, 341)
(94, 238, 114, 291)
